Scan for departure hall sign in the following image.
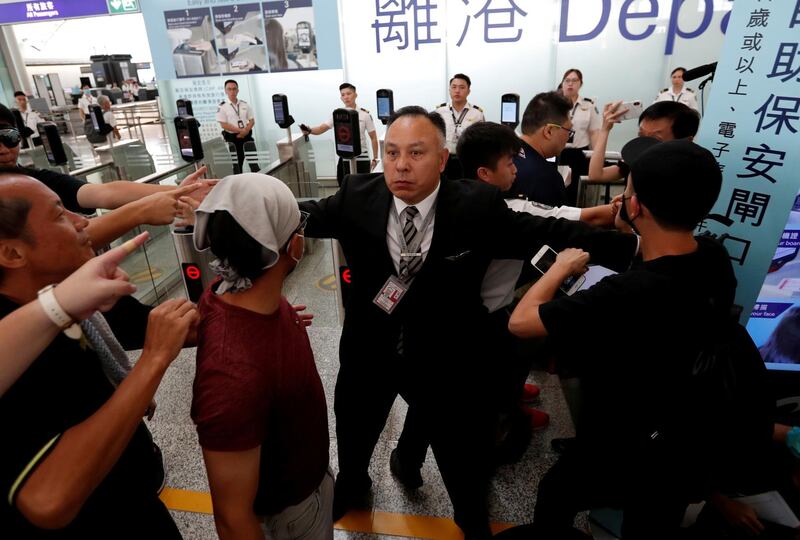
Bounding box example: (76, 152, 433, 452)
(0, 0, 137, 24)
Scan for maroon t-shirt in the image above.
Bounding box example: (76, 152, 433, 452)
(192, 287, 329, 514)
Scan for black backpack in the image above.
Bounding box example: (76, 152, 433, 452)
(689, 314, 775, 490)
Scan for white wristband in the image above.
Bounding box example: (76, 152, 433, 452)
(37, 284, 74, 329)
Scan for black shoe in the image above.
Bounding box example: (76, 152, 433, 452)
(332, 475, 371, 522)
(389, 448, 423, 489)
(550, 437, 577, 455)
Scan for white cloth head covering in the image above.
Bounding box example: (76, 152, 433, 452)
(194, 173, 300, 270)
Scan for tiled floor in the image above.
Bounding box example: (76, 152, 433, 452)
(135, 242, 588, 540)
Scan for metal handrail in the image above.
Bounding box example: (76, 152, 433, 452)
(69, 162, 115, 177)
(135, 162, 197, 185)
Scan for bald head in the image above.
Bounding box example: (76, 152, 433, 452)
(0, 173, 93, 292)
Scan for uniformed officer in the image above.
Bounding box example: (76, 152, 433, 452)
(558, 68, 601, 205)
(78, 85, 98, 121)
(434, 73, 485, 155)
(216, 79, 259, 173)
(654, 67, 699, 112)
(300, 82, 379, 186)
(13, 91, 42, 146)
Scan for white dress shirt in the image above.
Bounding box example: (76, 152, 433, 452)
(386, 182, 440, 274)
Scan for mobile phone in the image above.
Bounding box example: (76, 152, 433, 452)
(531, 245, 585, 295)
(619, 100, 643, 121)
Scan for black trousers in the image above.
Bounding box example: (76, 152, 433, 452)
(336, 157, 371, 186)
(223, 131, 259, 173)
(558, 147, 589, 207)
(334, 359, 494, 539)
(532, 446, 690, 540)
(396, 309, 531, 469)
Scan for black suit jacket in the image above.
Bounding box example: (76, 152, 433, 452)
(300, 175, 636, 391)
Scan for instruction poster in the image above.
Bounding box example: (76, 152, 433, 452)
(164, 8, 219, 77)
(263, 0, 318, 72)
(747, 191, 800, 370)
(212, 3, 267, 74)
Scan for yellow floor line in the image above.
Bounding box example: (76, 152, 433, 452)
(160, 487, 515, 539)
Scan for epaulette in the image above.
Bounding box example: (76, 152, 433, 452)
(360, 107, 370, 114)
(472, 104, 483, 112)
(437, 103, 447, 108)
(660, 88, 669, 93)
(582, 97, 595, 104)
(686, 88, 694, 93)
(219, 101, 225, 106)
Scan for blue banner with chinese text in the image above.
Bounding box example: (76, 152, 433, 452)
(695, 0, 800, 323)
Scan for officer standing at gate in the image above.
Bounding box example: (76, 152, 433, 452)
(434, 73, 484, 178)
(300, 82, 379, 186)
(216, 79, 259, 173)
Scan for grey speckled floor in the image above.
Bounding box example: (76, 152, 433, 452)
(137, 242, 585, 539)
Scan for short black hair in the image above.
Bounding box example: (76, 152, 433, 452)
(13, 91, 24, 98)
(387, 105, 446, 141)
(207, 210, 268, 281)
(630, 140, 722, 231)
(638, 101, 700, 139)
(520, 91, 572, 135)
(339, 83, 356, 92)
(456, 122, 520, 180)
(450, 73, 471, 87)
(0, 104, 16, 127)
(671, 67, 686, 76)
(223, 79, 238, 89)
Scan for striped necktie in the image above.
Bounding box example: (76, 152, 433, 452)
(397, 205, 420, 356)
(399, 205, 421, 281)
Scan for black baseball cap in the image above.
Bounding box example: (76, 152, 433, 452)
(622, 137, 723, 230)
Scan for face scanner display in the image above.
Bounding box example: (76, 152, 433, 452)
(376, 89, 394, 125)
(332, 108, 361, 159)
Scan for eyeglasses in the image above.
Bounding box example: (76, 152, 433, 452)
(0, 127, 21, 148)
(546, 123, 576, 141)
(563, 78, 581, 84)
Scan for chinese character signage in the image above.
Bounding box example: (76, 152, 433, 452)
(0, 0, 111, 24)
(695, 0, 800, 363)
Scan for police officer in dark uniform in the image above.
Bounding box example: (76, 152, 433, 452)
(216, 79, 259, 173)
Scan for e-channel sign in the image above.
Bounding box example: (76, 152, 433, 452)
(0, 0, 111, 24)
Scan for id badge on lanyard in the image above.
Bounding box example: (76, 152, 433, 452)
(232, 103, 244, 128)
(372, 205, 435, 314)
(451, 107, 468, 141)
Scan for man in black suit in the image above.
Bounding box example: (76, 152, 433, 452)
(300, 107, 637, 539)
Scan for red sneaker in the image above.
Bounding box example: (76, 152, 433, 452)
(521, 383, 541, 402)
(522, 407, 550, 431)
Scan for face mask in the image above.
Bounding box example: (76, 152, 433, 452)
(619, 195, 640, 235)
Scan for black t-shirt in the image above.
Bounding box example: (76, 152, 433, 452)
(505, 139, 566, 207)
(0, 296, 174, 538)
(539, 237, 737, 453)
(21, 167, 96, 214)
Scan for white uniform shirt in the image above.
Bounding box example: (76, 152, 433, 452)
(216, 99, 255, 133)
(323, 106, 376, 156)
(78, 94, 98, 115)
(480, 198, 582, 313)
(20, 109, 43, 137)
(654, 87, 699, 112)
(566, 97, 601, 149)
(387, 183, 440, 274)
(434, 102, 485, 153)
